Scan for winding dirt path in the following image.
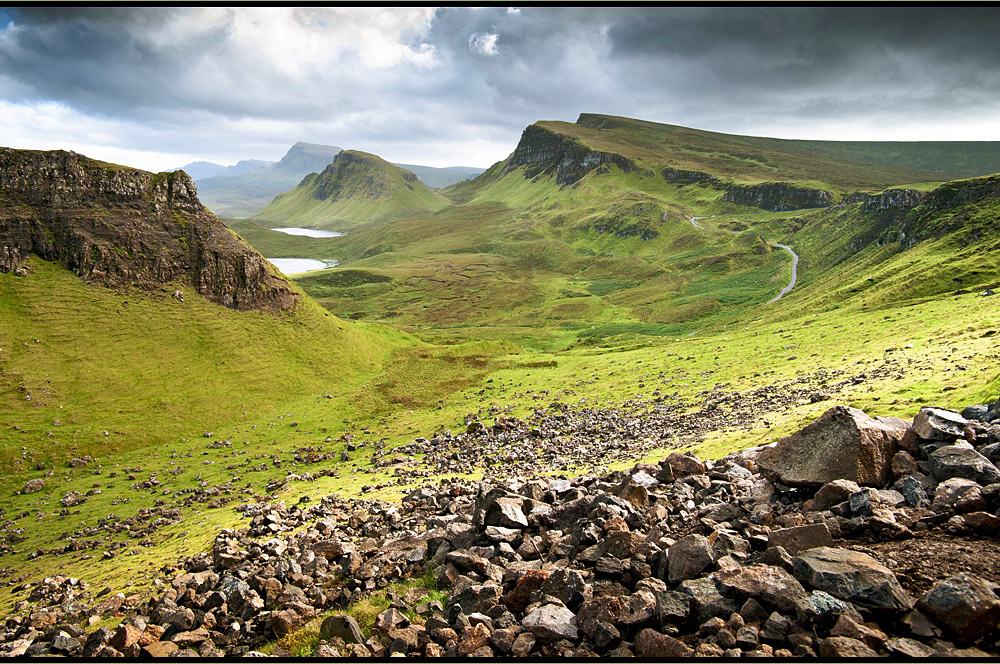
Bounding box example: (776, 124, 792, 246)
(688, 214, 799, 302)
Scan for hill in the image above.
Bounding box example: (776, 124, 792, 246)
(252, 150, 451, 231)
(282, 114, 1000, 349)
(195, 142, 343, 218)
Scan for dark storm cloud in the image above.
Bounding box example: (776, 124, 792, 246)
(2, 7, 999, 170)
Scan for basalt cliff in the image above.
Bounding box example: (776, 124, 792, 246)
(0, 147, 297, 312)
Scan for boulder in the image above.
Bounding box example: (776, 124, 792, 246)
(320, 615, 365, 644)
(812, 479, 862, 511)
(522, 603, 578, 643)
(767, 523, 833, 555)
(913, 407, 968, 440)
(916, 573, 1000, 641)
(757, 406, 905, 487)
(792, 546, 912, 611)
(634, 628, 694, 657)
(667, 534, 714, 584)
(715, 565, 808, 613)
(928, 445, 1000, 486)
(22, 478, 44, 494)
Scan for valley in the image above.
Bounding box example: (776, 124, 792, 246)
(2, 113, 1000, 657)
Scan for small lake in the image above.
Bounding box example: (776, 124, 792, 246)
(270, 227, 343, 238)
(266, 258, 339, 274)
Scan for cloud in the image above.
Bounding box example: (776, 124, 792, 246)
(1, 7, 999, 172)
(468, 31, 499, 56)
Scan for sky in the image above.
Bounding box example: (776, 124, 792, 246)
(2, 6, 999, 172)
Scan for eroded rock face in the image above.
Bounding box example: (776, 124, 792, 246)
(0, 147, 298, 312)
(757, 406, 907, 487)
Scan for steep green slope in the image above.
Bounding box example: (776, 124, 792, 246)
(253, 150, 451, 231)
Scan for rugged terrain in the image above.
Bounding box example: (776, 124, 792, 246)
(0, 147, 297, 312)
(2, 113, 1000, 658)
(5, 400, 1000, 658)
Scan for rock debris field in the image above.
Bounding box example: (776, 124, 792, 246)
(3, 398, 1000, 658)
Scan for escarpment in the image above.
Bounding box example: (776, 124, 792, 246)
(505, 124, 642, 186)
(0, 147, 298, 312)
(307, 150, 399, 202)
(722, 182, 835, 212)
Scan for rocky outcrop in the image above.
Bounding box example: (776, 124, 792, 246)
(841, 188, 925, 215)
(0, 147, 298, 312)
(722, 182, 834, 211)
(505, 125, 642, 186)
(5, 397, 1000, 658)
(661, 167, 719, 184)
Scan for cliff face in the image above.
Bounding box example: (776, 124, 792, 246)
(505, 124, 641, 186)
(722, 182, 834, 211)
(0, 147, 298, 312)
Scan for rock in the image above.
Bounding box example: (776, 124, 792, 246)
(576, 596, 623, 638)
(668, 534, 714, 583)
(793, 590, 863, 630)
(913, 407, 968, 440)
(618, 590, 657, 631)
(522, 603, 578, 643)
(320, 615, 365, 644)
(633, 628, 694, 657)
(169, 627, 211, 648)
(885, 637, 938, 658)
(757, 406, 905, 487)
(142, 640, 179, 657)
(715, 565, 808, 613)
(812, 479, 862, 510)
(829, 614, 887, 650)
(457, 623, 491, 655)
(932, 477, 985, 512)
(792, 546, 912, 611)
(767, 523, 833, 555)
(916, 573, 1000, 641)
(22, 478, 44, 494)
(962, 405, 990, 422)
(540, 568, 589, 611)
(928, 445, 1000, 485)
(109, 624, 143, 652)
(816, 636, 878, 657)
(678, 577, 738, 624)
(510, 631, 535, 657)
(504, 568, 549, 613)
(891, 451, 918, 477)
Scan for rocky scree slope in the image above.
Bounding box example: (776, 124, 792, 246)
(7, 398, 1000, 657)
(0, 147, 297, 312)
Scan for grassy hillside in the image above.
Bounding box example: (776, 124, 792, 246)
(253, 150, 450, 231)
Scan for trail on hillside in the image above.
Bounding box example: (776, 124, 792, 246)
(689, 214, 798, 302)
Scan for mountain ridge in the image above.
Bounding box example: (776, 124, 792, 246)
(0, 146, 298, 312)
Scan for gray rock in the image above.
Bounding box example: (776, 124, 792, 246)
(812, 479, 862, 511)
(898, 475, 926, 507)
(792, 546, 912, 611)
(916, 573, 1000, 641)
(913, 407, 968, 440)
(961, 405, 990, 422)
(757, 406, 905, 488)
(929, 445, 1000, 485)
(320, 615, 365, 644)
(793, 590, 863, 630)
(22, 478, 45, 494)
(523, 603, 578, 643)
(618, 590, 657, 630)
